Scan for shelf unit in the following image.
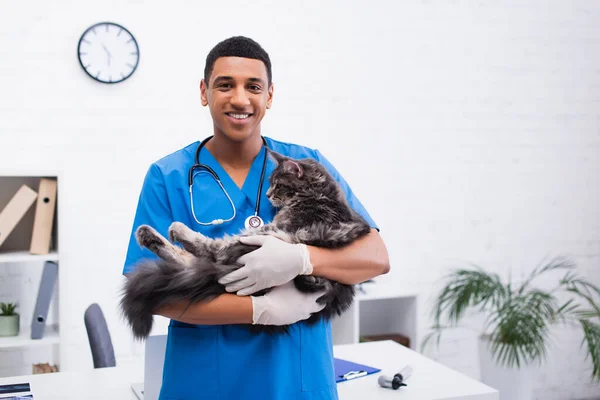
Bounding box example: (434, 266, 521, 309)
(0, 325, 60, 349)
(331, 281, 418, 349)
(0, 174, 60, 377)
(0, 251, 58, 264)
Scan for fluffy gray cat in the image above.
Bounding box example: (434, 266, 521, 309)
(120, 151, 371, 339)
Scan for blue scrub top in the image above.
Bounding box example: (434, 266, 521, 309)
(123, 136, 378, 400)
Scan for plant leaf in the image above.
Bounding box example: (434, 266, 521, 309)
(488, 292, 553, 368)
(563, 276, 600, 300)
(433, 267, 506, 327)
(580, 319, 600, 381)
(518, 255, 575, 295)
(566, 287, 600, 320)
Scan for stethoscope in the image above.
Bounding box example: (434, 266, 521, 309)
(188, 135, 269, 229)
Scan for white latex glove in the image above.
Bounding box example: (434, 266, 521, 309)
(218, 235, 313, 296)
(251, 281, 326, 326)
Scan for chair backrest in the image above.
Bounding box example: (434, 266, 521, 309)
(84, 303, 116, 368)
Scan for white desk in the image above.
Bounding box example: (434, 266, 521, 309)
(0, 341, 497, 400)
(335, 341, 498, 400)
(0, 365, 143, 400)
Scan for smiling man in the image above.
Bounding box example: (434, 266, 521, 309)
(123, 36, 390, 400)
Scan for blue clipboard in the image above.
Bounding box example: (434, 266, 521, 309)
(334, 357, 381, 383)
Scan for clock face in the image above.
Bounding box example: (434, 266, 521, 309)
(77, 22, 139, 84)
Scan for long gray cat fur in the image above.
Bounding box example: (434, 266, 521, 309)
(120, 150, 372, 340)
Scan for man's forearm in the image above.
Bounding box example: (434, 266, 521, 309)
(154, 294, 253, 325)
(308, 228, 390, 285)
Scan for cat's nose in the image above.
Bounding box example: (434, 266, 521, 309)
(266, 187, 272, 198)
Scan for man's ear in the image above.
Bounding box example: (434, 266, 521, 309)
(200, 79, 208, 107)
(266, 82, 274, 109)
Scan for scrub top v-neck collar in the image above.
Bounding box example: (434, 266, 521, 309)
(198, 144, 270, 214)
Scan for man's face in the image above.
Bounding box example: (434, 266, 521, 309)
(200, 56, 273, 142)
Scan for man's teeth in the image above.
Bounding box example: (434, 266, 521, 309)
(229, 113, 249, 119)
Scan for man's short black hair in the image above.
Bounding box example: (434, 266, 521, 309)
(204, 36, 272, 86)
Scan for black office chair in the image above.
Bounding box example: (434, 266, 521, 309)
(84, 303, 116, 368)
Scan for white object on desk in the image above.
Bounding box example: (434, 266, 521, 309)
(0, 340, 498, 400)
(131, 334, 167, 400)
(334, 341, 498, 400)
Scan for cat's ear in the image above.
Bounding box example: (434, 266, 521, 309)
(267, 149, 286, 165)
(268, 150, 303, 178)
(282, 160, 303, 178)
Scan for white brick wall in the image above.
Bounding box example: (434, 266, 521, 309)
(1, 1, 599, 399)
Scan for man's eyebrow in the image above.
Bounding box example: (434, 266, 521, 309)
(247, 77, 266, 85)
(211, 76, 267, 87)
(212, 76, 233, 85)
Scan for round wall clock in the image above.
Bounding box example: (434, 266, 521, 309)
(77, 22, 140, 84)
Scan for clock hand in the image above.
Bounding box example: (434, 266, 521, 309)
(101, 44, 113, 66)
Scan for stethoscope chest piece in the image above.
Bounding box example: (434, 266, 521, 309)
(244, 215, 264, 229)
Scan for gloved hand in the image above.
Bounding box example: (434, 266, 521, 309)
(218, 235, 313, 296)
(251, 281, 326, 326)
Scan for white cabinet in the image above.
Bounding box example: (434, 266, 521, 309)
(0, 174, 61, 377)
(332, 281, 418, 349)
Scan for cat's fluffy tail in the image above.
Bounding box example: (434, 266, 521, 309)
(119, 258, 226, 340)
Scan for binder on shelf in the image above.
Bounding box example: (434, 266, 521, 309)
(30, 178, 57, 255)
(31, 261, 58, 340)
(0, 185, 38, 249)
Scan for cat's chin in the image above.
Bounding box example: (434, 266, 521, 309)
(269, 201, 284, 210)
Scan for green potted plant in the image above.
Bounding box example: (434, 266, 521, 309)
(0, 302, 20, 337)
(422, 256, 600, 400)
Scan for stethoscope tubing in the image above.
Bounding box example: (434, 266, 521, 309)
(188, 136, 269, 226)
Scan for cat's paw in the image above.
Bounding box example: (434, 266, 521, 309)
(168, 222, 192, 244)
(136, 225, 164, 251)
